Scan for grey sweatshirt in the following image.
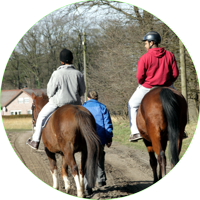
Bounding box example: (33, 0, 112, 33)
(47, 65, 85, 107)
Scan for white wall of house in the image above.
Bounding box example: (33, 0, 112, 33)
(2, 92, 33, 116)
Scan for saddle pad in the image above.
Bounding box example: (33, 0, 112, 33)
(42, 108, 58, 128)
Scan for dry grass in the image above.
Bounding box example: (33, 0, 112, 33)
(185, 120, 198, 138)
(2, 117, 32, 130)
(179, 120, 198, 158)
(111, 115, 198, 159)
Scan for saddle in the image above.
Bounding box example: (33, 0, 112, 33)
(150, 85, 163, 91)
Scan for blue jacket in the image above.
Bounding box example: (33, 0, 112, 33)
(83, 99, 113, 145)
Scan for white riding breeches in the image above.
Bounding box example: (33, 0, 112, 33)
(128, 85, 150, 135)
(128, 84, 175, 135)
(32, 102, 58, 142)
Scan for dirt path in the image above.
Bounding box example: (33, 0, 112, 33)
(7, 131, 164, 199)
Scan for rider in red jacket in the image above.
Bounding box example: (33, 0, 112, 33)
(137, 47, 179, 88)
(128, 31, 180, 142)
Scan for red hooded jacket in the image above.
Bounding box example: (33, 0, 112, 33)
(136, 48, 179, 88)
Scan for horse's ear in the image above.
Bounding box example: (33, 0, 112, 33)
(31, 92, 36, 100)
(42, 92, 45, 99)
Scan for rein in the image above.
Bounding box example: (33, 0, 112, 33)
(32, 100, 36, 128)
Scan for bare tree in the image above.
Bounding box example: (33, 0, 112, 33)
(3, 1, 198, 119)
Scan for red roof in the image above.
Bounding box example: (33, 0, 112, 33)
(1, 88, 47, 108)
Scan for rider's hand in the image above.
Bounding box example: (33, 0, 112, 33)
(106, 142, 112, 148)
(106, 137, 112, 148)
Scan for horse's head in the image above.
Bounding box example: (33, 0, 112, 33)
(31, 92, 49, 126)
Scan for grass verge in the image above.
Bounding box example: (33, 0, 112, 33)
(2, 117, 32, 131)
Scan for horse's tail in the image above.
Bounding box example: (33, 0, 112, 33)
(75, 110, 101, 188)
(159, 88, 180, 166)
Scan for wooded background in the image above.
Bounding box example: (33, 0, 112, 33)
(2, 1, 199, 119)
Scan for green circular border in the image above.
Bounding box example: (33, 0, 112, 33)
(0, 0, 200, 200)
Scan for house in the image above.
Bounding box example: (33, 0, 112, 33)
(1, 88, 46, 116)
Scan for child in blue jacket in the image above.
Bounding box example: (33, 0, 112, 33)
(83, 90, 113, 195)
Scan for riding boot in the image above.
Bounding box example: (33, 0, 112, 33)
(183, 132, 188, 139)
(26, 137, 40, 150)
(129, 133, 143, 142)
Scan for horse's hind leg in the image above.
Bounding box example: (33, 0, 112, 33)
(79, 150, 87, 193)
(149, 152, 159, 183)
(158, 151, 166, 178)
(158, 139, 167, 179)
(152, 137, 167, 179)
(63, 149, 84, 197)
(61, 156, 71, 193)
(45, 147, 59, 189)
(147, 127, 167, 179)
(143, 139, 158, 183)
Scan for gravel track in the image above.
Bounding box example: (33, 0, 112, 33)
(7, 130, 163, 199)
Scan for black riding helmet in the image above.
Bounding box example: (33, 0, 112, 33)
(143, 31, 161, 43)
(142, 31, 161, 49)
(60, 48, 73, 64)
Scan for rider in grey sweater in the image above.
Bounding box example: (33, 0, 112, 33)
(27, 49, 85, 150)
(47, 64, 85, 107)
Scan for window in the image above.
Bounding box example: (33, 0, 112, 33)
(27, 110, 32, 114)
(18, 98, 23, 104)
(24, 97, 29, 103)
(2, 107, 7, 112)
(11, 110, 21, 115)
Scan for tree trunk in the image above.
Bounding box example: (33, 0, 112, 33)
(83, 32, 87, 102)
(179, 39, 189, 122)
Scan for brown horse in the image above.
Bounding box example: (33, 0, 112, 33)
(136, 87, 187, 183)
(31, 93, 102, 197)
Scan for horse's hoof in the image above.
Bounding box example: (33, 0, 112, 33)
(84, 188, 93, 196)
(153, 180, 158, 184)
(65, 188, 70, 194)
(77, 190, 85, 198)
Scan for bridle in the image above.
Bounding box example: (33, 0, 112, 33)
(32, 100, 36, 128)
(148, 40, 154, 49)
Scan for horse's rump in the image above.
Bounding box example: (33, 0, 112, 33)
(137, 87, 187, 181)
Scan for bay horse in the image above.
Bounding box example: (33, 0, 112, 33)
(136, 87, 187, 183)
(31, 93, 102, 197)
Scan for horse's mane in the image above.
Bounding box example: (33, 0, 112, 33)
(37, 93, 49, 100)
(42, 93, 48, 99)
